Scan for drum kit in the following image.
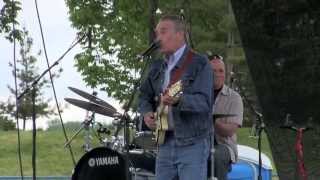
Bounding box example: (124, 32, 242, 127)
(65, 87, 243, 180)
(65, 87, 156, 180)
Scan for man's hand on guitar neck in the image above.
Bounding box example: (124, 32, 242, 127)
(144, 112, 156, 130)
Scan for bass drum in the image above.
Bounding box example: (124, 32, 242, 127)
(72, 147, 155, 180)
(72, 147, 126, 180)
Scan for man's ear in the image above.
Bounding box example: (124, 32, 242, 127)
(177, 31, 185, 41)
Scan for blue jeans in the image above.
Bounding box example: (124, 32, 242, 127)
(156, 135, 210, 180)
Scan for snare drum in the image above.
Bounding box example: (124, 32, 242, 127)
(72, 147, 155, 180)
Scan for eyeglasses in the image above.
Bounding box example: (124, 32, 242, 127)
(210, 54, 223, 61)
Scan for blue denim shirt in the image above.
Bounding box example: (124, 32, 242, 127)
(139, 47, 214, 146)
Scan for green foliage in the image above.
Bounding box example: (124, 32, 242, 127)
(66, 0, 238, 106)
(47, 119, 82, 131)
(0, 99, 16, 130)
(0, 115, 15, 131)
(0, 0, 22, 41)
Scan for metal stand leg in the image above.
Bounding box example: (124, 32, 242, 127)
(209, 132, 217, 180)
(64, 116, 94, 152)
(83, 119, 93, 152)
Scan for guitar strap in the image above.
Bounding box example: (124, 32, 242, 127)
(168, 50, 194, 87)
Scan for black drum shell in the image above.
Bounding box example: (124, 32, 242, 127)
(72, 147, 155, 180)
(72, 147, 126, 180)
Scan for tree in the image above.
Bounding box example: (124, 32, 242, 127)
(66, 0, 239, 107)
(0, 100, 15, 130)
(0, 0, 22, 41)
(4, 27, 62, 130)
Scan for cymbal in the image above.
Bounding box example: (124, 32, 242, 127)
(68, 86, 117, 112)
(213, 114, 237, 119)
(65, 98, 119, 117)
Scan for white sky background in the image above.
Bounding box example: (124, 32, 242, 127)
(0, 0, 121, 130)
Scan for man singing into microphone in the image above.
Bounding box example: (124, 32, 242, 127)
(139, 15, 213, 180)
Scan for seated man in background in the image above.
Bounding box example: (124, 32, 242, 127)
(209, 55, 244, 180)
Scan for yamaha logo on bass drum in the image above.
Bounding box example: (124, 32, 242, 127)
(88, 156, 120, 167)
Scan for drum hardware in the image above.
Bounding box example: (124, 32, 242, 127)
(96, 122, 121, 150)
(64, 89, 117, 152)
(96, 122, 111, 136)
(101, 135, 125, 152)
(64, 110, 98, 152)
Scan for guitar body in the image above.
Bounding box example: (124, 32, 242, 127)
(155, 81, 182, 145)
(155, 103, 169, 145)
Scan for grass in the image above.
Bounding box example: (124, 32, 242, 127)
(0, 128, 276, 176)
(237, 128, 275, 168)
(0, 129, 90, 176)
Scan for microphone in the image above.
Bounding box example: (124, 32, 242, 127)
(139, 40, 161, 58)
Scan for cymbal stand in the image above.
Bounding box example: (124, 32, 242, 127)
(64, 112, 95, 152)
(83, 112, 95, 152)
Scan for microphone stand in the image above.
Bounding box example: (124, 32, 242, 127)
(16, 34, 85, 180)
(121, 43, 159, 180)
(230, 73, 264, 180)
(31, 86, 36, 180)
(255, 112, 264, 180)
(17, 61, 60, 180)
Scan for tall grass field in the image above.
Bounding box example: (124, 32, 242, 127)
(0, 128, 274, 176)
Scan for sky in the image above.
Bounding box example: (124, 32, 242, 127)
(0, 0, 121, 130)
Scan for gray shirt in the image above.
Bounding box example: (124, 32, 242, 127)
(214, 85, 243, 162)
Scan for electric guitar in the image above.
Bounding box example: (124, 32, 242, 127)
(155, 80, 183, 145)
